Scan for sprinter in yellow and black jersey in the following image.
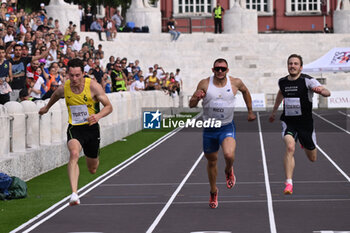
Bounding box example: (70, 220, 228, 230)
(39, 58, 113, 206)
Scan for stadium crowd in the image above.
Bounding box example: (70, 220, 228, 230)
(0, 1, 183, 105)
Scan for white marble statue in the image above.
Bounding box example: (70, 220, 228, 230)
(50, 0, 69, 6)
(336, 0, 350, 10)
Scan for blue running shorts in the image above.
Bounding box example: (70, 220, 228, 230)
(203, 121, 236, 154)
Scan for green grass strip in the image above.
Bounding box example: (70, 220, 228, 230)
(1, 112, 198, 233)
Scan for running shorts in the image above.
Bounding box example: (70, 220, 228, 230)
(67, 123, 100, 158)
(203, 121, 236, 154)
(281, 120, 316, 150)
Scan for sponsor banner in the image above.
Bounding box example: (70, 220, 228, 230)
(235, 93, 266, 110)
(328, 91, 350, 108)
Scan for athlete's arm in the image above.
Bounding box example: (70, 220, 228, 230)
(88, 80, 113, 125)
(189, 79, 207, 108)
(38, 85, 65, 115)
(235, 78, 256, 121)
(312, 86, 331, 97)
(269, 90, 283, 122)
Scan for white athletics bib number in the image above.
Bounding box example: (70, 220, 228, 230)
(70, 105, 89, 124)
(209, 100, 225, 119)
(285, 98, 301, 116)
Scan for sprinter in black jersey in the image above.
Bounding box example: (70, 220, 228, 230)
(269, 54, 331, 195)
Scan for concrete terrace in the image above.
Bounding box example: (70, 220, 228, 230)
(82, 31, 350, 100)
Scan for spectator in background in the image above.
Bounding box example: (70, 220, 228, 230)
(130, 75, 145, 92)
(41, 80, 58, 100)
(111, 62, 127, 92)
(213, 1, 225, 34)
(93, 59, 104, 85)
(84, 5, 93, 32)
(145, 70, 160, 90)
(4, 25, 14, 43)
(71, 34, 82, 52)
(167, 16, 180, 42)
(120, 58, 128, 77)
(40, 3, 47, 14)
(175, 68, 183, 95)
(126, 61, 134, 74)
(102, 72, 111, 93)
(84, 58, 94, 74)
(0, 45, 12, 105)
(112, 9, 123, 31)
(134, 59, 141, 72)
(78, 5, 84, 29)
(106, 55, 115, 72)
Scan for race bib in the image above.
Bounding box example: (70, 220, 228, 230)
(285, 98, 301, 116)
(70, 105, 89, 124)
(209, 100, 225, 119)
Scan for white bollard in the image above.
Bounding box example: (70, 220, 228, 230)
(51, 101, 62, 144)
(4, 101, 26, 152)
(21, 101, 40, 149)
(0, 105, 10, 156)
(36, 100, 51, 145)
(59, 99, 68, 142)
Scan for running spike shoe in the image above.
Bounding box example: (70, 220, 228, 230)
(209, 188, 218, 209)
(226, 167, 236, 189)
(284, 183, 293, 195)
(69, 192, 80, 206)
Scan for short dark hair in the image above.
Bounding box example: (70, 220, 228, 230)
(288, 54, 303, 66)
(0, 45, 5, 51)
(14, 44, 22, 50)
(213, 58, 228, 67)
(68, 58, 84, 73)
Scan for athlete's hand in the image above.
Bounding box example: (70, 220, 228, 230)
(312, 86, 323, 94)
(195, 90, 206, 100)
(38, 106, 49, 115)
(88, 114, 100, 126)
(269, 112, 275, 122)
(247, 111, 256, 121)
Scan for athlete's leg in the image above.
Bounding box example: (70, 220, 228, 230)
(221, 137, 236, 174)
(304, 148, 317, 162)
(205, 151, 219, 193)
(67, 139, 82, 193)
(283, 135, 296, 180)
(86, 157, 99, 174)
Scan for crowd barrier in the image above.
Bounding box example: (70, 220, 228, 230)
(0, 91, 178, 181)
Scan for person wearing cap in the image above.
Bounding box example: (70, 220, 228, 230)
(145, 66, 153, 79)
(40, 3, 47, 14)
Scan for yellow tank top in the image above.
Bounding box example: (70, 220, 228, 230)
(149, 76, 157, 83)
(64, 78, 99, 125)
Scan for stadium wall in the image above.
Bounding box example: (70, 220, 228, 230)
(0, 91, 178, 181)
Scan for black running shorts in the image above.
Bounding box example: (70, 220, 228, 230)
(67, 123, 100, 158)
(281, 120, 316, 150)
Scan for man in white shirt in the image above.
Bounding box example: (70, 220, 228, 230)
(72, 35, 82, 52)
(130, 76, 145, 92)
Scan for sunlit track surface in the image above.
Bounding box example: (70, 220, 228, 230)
(12, 109, 350, 233)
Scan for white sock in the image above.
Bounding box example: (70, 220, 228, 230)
(286, 179, 293, 185)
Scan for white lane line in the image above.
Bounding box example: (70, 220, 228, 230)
(191, 231, 232, 233)
(79, 198, 350, 206)
(314, 231, 350, 233)
(338, 110, 350, 118)
(313, 112, 350, 135)
(100, 180, 348, 186)
(257, 112, 277, 233)
(317, 145, 350, 183)
(11, 127, 182, 233)
(146, 152, 204, 233)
